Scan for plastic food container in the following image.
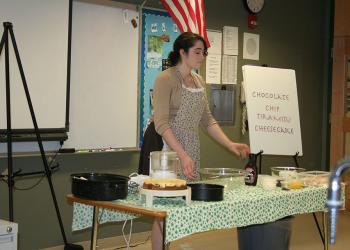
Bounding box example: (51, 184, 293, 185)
(199, 168, 246, 180)
(259, 175, 278, 190)
(298, 171, 330, 187)
(149, 151, 180, 178)
(282, 179, 304, 189)
(270, 166, 306, 180)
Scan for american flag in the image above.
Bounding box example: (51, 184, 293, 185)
(160, 0, 210, 47)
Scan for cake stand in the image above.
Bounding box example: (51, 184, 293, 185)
(140, 187, 191, 207)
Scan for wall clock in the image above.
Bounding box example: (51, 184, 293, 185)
(244, 0, 265, 29)
(244, 0, 265, 14)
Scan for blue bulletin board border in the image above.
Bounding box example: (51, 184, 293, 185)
(139, 8, 179, 146)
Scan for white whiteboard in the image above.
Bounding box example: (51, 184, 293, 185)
(242, 65, 303, 156)
(0, 0, 69, 129)
(62, 0, 138, 150)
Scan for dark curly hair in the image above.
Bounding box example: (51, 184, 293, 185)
(168, 32, 208, 66)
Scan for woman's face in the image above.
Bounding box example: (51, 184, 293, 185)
(180, 40, 206, 69)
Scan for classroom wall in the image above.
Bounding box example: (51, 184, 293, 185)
(0, 0, 332, 249)
(201, 0, 333, 171)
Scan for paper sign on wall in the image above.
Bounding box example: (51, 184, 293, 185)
(223, 26, 238, 55)
(242, 65, 303, 156)
(207, 30, 222, 55)
(222, 55, 237, 84)
(205, 54, 222, 84)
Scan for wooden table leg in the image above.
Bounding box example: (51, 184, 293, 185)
(162, 217, 166, 250)
(90, 206, 99, 250)
(323, 211, 329, 250)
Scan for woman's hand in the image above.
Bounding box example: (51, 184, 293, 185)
(206, 124, 250, 160)
(179, 152, 196, 180)
(160, 129, 196, 179)
(228, 142, 250, 159)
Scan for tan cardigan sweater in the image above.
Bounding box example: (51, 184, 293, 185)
(153, 67, 217, 135)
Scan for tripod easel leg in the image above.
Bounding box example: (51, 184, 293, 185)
(2, 22, 15, 222)
(0, 22, 83, 250)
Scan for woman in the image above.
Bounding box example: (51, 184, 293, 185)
(151, 32, 250, 249)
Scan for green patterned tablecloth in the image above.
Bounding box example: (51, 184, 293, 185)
(71, 177, 328, 243)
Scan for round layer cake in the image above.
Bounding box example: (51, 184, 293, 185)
(143, 178, 187, 190)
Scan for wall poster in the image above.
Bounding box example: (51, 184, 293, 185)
(139, 8, 180, 145)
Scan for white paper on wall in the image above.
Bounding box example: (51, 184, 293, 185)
(205, 54, 222, 84)
(222, 55, 237, 84)
(207, 30, 222, 55)
(223, 26, 238, 55)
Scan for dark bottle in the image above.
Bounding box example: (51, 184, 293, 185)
(244, 154, 258, 186)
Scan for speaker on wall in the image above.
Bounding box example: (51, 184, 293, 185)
(243, 32, 260, 60)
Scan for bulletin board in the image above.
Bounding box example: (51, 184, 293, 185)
(139, 8, 180, 145)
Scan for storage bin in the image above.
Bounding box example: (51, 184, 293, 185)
(237, 216, 293, 250)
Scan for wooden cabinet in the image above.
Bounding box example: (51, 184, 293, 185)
(331, 0, 350, 210)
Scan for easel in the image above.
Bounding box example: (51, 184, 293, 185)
(0, 22, 82, 250)
(255, 150, 299, 174)
(252, 150, 327, 250)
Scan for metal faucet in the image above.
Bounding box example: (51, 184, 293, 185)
(326, 158, 350, 245)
